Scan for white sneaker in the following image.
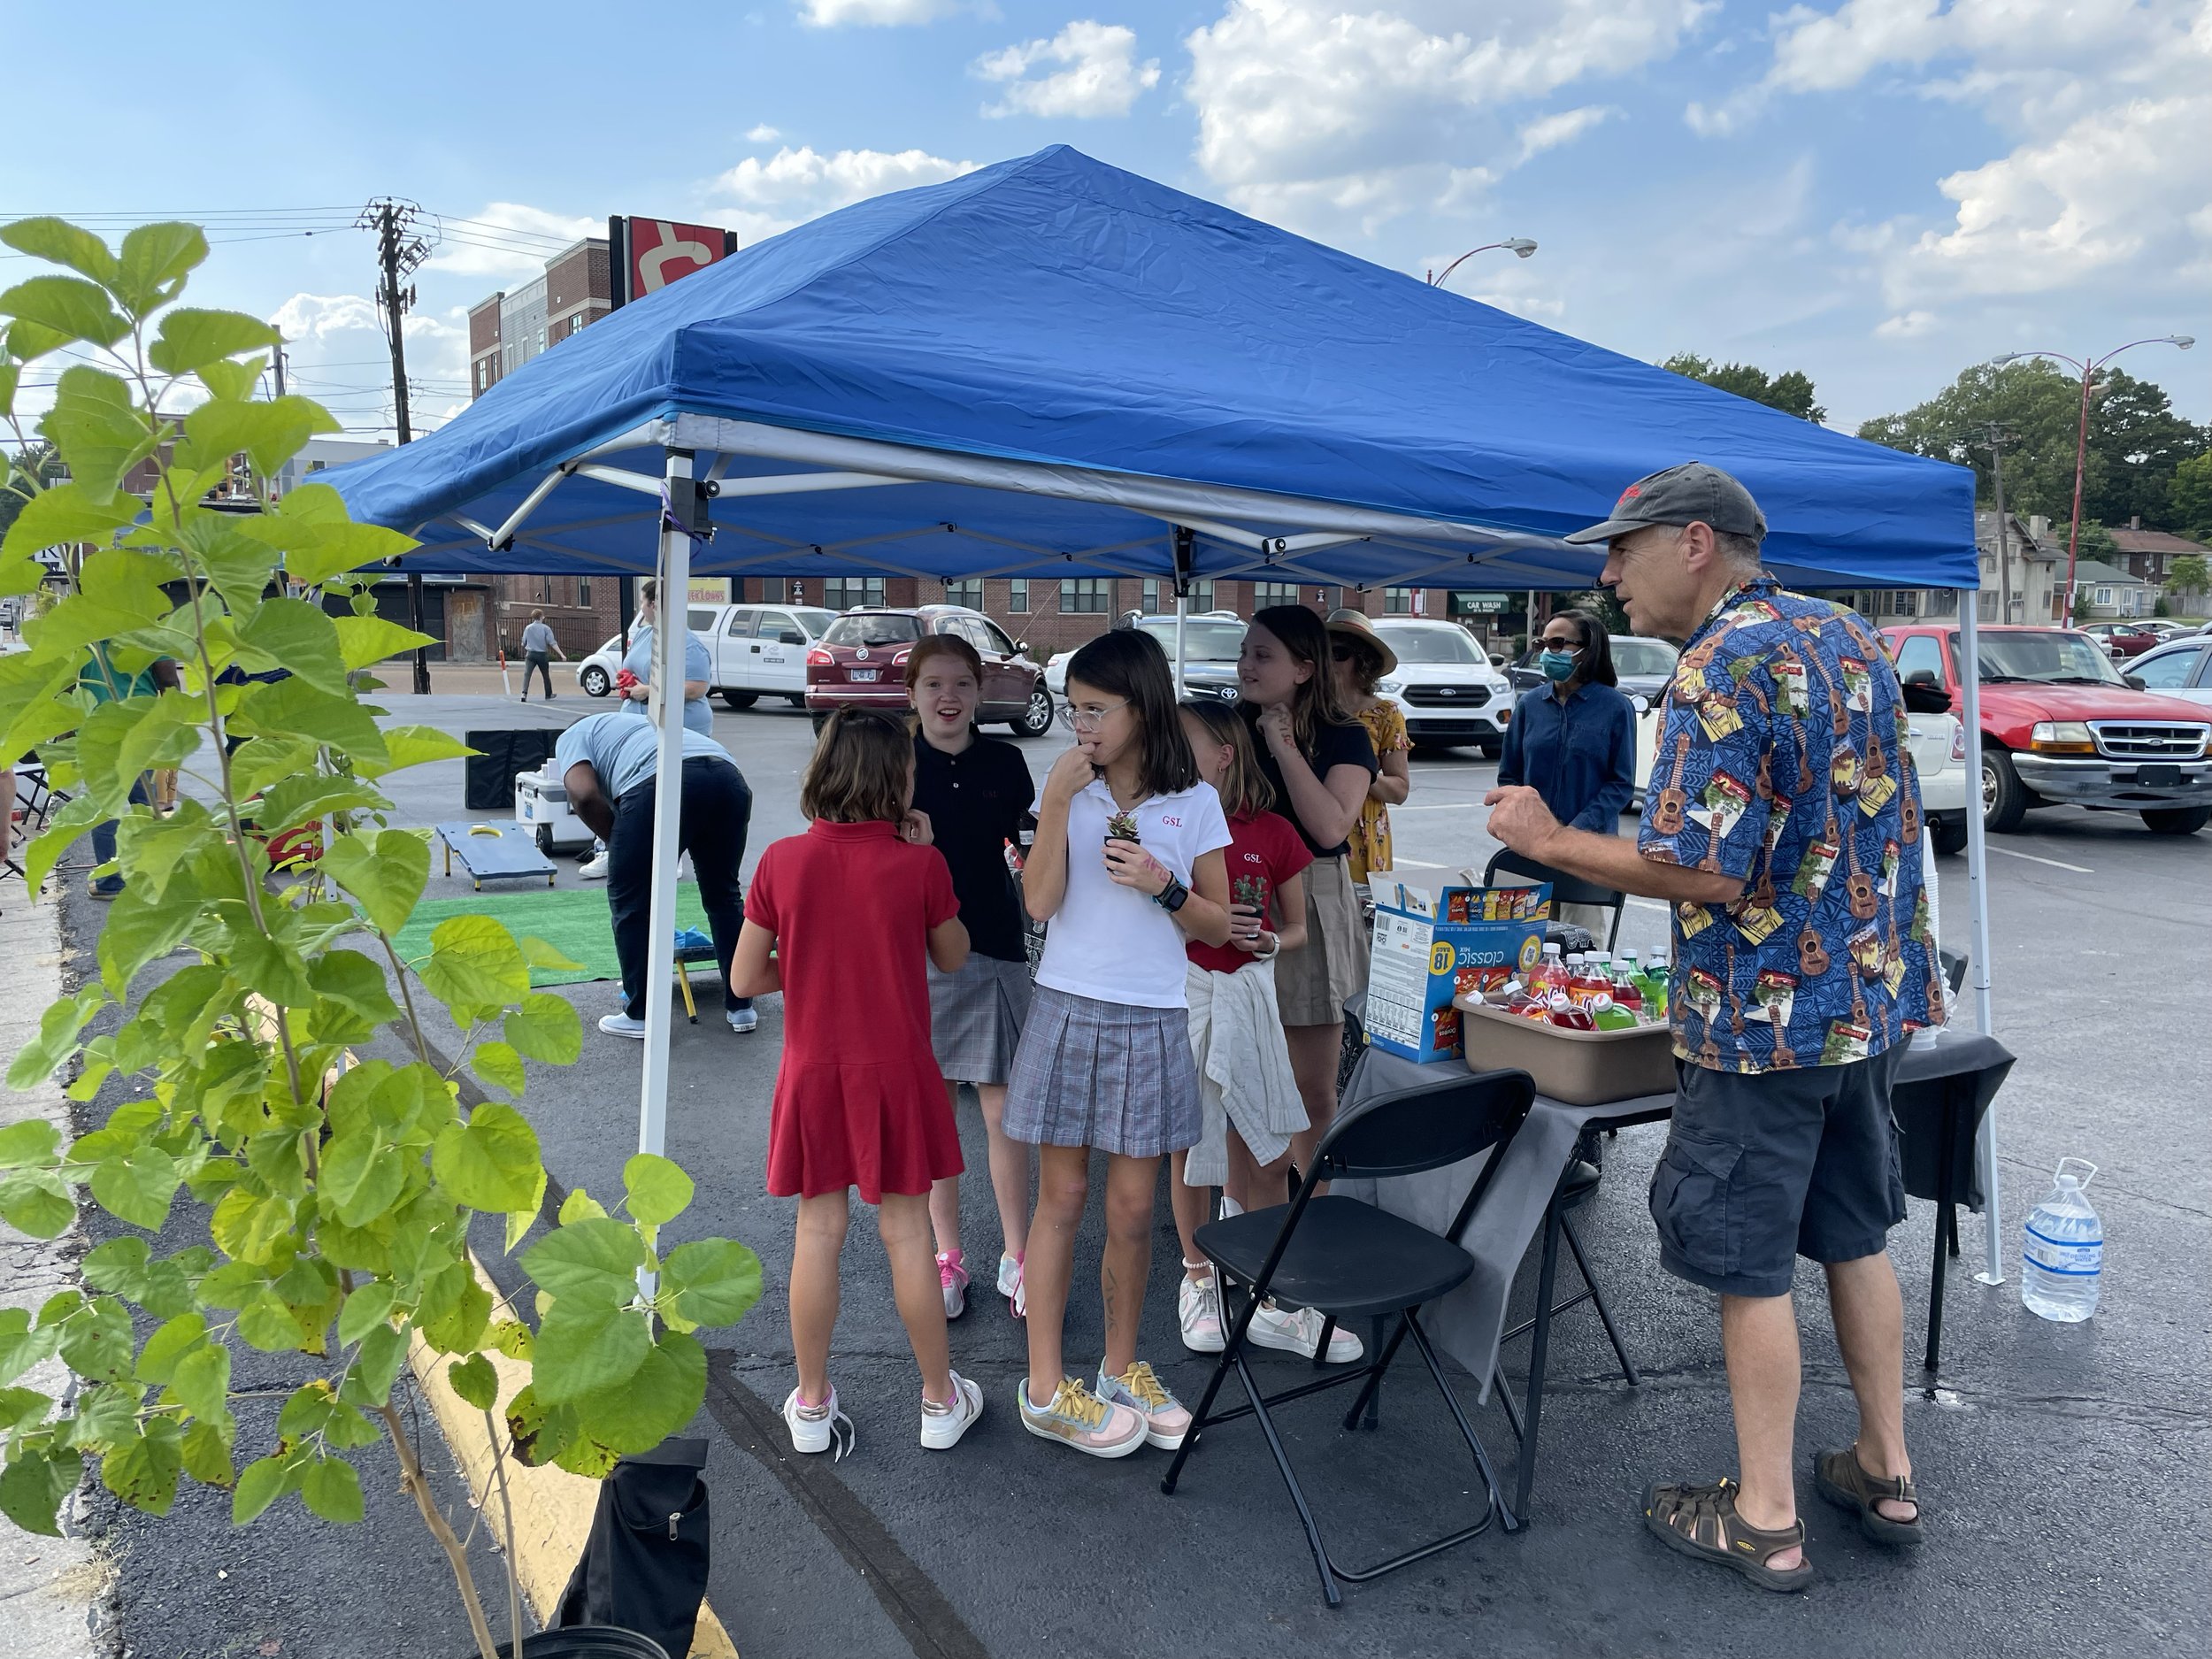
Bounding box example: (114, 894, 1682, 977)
(1178, 1271, 1225, 1354)
(996, 1252, 1023, 1302)
(1248, 1302, 1363, 1363)
(918, 1371, 983, 1451)
(598, 1011, 647, 1039)
(938, 1251, 969, 1318)
(726, 1004, 758, 1034)
(580, 849, 610, 880)
(782, 1386, 856, 1459)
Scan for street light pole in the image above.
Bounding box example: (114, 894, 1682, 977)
(1427, 238, 1538, 288)
(1990, 335, 2193, 622)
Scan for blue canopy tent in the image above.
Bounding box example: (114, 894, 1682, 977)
(325, 144, 2002, 1276)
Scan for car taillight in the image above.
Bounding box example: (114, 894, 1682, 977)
(806, 648, 833, 667)
(892, 649, 911, 665)
(1950, 723, 1966, 762)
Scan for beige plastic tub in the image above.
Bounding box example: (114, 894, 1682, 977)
(1454, 995, 1678, 1107)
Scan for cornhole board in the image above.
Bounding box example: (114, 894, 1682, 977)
(437, 820, 557, 891)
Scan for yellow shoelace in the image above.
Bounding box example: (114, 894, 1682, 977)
(1049, 1379, 1108, 1427)
(1116, 1362, 1172, 1410)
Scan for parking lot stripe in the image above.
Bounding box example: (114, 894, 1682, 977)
(1987, 846, 2094, 874)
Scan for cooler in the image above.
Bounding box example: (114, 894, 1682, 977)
(515, 769, 590, 852)
(1455, 996, 1677, 1107)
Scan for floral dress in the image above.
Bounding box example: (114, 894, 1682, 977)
(1348, 699, 1409, 883)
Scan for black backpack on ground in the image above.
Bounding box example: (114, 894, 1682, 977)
(554, 1437, 710, 1656)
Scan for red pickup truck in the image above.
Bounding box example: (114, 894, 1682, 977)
(1879, 624, 2212, 836)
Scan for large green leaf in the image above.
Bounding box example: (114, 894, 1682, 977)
(6, 984, 108, 1091)
(0, 480, 142, 563)
(623, 1154, 695, 1229)
(230, 1455, 294, 1525)
(134, 1312, 209, 1386)
(430, 1103, 542, 1213)
(334, 616, 436, 672)
(342, 1322, 410, 1409)
(0, 1309, 59, 1387)
(419, 914, 530, 1011)
(446, 1353, 499, 1412)
(0, 1118, 59, 1168)
(19, 791, 98, 898)
(180, 1419, 235, 1488)
(180, 396, 338, 481)
(231, 675, 387, 762)
(235, 596, 349, 695)
(278, 520, 416, 588)
(321, 828, 427, 936)
(33, 546, 177, 653)
(37, 367, 157, 503)
(572, 1331, 706, 1455)
(336, 1280, 397, 1347)
(168, 1340, 231, 1423)
(112, 223, 207, 318)
(306, 950, 401, 1029)
(88, 1145, 181, 1232)
(661, 1239, 764, 1331)
(253, 772, 388, 835)
(115, 689, 204, 783)
(469, 1040, 526, 1097)
(532, 1302, 651, 1405)
(0, 274, 129, 349)
(357, 724, 476, 779)
(102, 1419, 184, 1516)
(503, 993, 582, 1065)
(96, 882, 198, 998)
(0, 1171, 75, 1239)
(321, 1132, 407, 1229)
(0, 217, 119, 284)
(148, 308, 281, 376)
(0, 1448, 80, 1537)
(225, 927, 316, 1008)
(522, 1217, 647, 1306)
(115, 808, 220, 902)
(55, 1295, 134, 1383)
(227, 734, 319, 798)
(177, 515, 283, 618)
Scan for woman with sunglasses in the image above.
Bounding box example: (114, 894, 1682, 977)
(1498, 608, 1637, 930)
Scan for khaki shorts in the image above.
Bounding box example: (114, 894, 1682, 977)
(1273, 855, 1365, 1027)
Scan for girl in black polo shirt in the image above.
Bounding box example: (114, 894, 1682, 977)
(907, 633, 1038, 1322)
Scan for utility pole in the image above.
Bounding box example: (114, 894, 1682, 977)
(360, 198, 434, 693)
(1972, 423, 2013, 625)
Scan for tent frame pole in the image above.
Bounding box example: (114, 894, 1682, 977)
(1171, 526, 1194, 695)
(1956, 593, 2003, 1285)
(637, 446, 696, 1169)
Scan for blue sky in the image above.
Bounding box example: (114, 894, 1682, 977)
(7, 0, 2207, 440)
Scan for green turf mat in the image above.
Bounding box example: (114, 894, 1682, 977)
(392, 884, 710, 987)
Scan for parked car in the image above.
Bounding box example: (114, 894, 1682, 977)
(2079, 620, 2162, 659)
(1509, 634, 1678, 703)
(696, 601, 838, 708)
(2137, 619, 2195, 642)
(1045, 612, 1246, 708)
(807, 605, 1055, 735)
(1880, 623, 2212, 835)
(1366, 618, 1515, 755)
(573, 609, 719, 699)
(2126, 637, 2212, 708)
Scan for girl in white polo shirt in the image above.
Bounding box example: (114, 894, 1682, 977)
(1004, 628, 1234, 1460)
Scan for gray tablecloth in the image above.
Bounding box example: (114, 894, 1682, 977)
(1333, 1025, 2014, 1399)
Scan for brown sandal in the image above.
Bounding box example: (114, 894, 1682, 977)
(1642, 1478, 1813, 1594)
(1815, 1445, 1924, 1545)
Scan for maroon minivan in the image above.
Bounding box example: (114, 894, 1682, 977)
(806, 605, 1056, 736)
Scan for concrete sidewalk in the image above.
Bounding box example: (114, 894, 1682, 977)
(0, 893, 107, 1659)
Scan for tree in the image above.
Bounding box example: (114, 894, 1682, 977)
(2171, 449, 2212, 542)
(1661, 354, 1826, 423)
(0, 217, 761, 1659)
(2168, 554, 2210, 600)
(0, 440, 65, 544)
(1857, 360, 2208, 531)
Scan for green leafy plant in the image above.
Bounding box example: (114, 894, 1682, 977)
(0, 218, 761, 1659)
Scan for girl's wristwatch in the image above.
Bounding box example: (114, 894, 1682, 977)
(1256, 930, 1279, 956)
(1153, 873, 1189, 912)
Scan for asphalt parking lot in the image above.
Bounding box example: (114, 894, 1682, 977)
(67, 691, 2212, 1657)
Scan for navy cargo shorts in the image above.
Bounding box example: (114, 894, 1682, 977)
(1649, 1044, 1907, 1298)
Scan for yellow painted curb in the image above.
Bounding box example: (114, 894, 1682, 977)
(406, 1257, 740, 1659)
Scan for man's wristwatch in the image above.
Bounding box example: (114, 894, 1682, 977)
(1153, 873, 1189, 913)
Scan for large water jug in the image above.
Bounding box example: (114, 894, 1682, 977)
(2021, 1157, 2101, 1323)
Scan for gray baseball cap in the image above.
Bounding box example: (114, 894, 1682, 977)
(1563, 461, 1768, 546)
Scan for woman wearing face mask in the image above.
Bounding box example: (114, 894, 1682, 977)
(1497, 608, 1636, 930)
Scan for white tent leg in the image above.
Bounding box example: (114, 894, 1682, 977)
(1956, 595, 2004, 1285)
(1174, 594, 1188, 695)
(637, 448, 695, 1166)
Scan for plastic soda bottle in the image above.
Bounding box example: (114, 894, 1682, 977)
(1589, 992, 1639, 1031)
(1567, 955, 1607, 1008)
(1640, 952, 1671, 1021)
(2021, 1158, 2102, 1322)
(1532, 943, 1567, 997)
(1608, 955, 1643, 1014)
(1547, 993, 1594, 1031)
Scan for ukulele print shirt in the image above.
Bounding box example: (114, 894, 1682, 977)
(1638, 576, 1943, 1074)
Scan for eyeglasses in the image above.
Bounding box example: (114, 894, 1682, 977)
(1539, 636, 1584, 650)
(1069, 698, 1130, 730)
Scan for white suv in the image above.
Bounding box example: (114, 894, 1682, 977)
(1369, 619, 1515, 756)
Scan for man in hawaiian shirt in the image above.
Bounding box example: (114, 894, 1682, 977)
(1486, 462, 1939, 1591)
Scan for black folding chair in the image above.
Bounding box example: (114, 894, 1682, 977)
(1489, 1156, 1641, 1519)
(1161, 1066, 1536, 1606)
(1481, 848, 1626, 955)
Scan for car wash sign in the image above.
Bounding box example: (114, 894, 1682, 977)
(609, 218, 739, 306)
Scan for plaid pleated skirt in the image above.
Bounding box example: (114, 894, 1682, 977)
(927, 951, 1033, 1086)
(1002, 986, 1201, 1158)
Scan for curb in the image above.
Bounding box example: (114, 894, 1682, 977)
(406, 1256, 740, 1659)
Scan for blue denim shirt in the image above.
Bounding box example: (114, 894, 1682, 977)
(1497, 680, 1637, 833)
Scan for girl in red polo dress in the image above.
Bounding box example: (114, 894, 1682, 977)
(732, 708, 979, 1459)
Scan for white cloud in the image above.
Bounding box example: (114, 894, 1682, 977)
(796, 0, 964, 24)
(974, 20, 1160, 119)
(1182, 0, 1713, 236)
(712, 145, 979, 242)
(745, 123, 782, 142)
(268, 293, 383, 342)
(1874, 309, 1939, 338)
(1517, 104, 1616, 161)
(424, 202, 600, 279)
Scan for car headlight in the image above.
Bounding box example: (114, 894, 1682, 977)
(1377, 679, 1404, 695)
(2028, 721, 2096, 755)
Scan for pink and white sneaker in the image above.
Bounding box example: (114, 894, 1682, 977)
(998, 1251, 1026, 1319)
(937, 1250, 969, 1319)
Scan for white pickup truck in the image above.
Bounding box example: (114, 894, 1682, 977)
(578, 602, 839, 707)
